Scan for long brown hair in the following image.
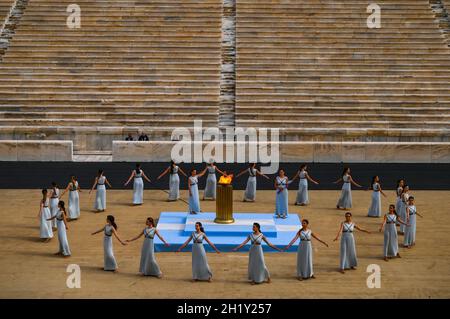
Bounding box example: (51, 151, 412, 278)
(58, 200, 67, 215)
(147, 217, 155, 227)
(342, 167, 350, 177)
(389, 204, 396, 215)
(196, 222, 205, 233)
(107, 215, 118, 230)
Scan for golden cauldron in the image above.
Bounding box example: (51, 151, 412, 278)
(215, 174, 234, 224)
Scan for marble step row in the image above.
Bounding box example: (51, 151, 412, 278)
(1, 67, 447, 74)
(1, 83, 448, 89)
(0, 67, 220, 74)
(235, 69, 450, 75)
(235, 112, 449, 120)
(0, 105, 219, 112)
(0, 99, 218, 106)
(1, 105, 447, 114)
(0, 91, 448, 100)
(0, 118, 446, 129)
(233, 119, 450, 129)
(235, 106, 450, 114)
(236, 100, 450, 107)
(7, 46, 446, 53)
(0, 74, 220, 80)
(9, 39, 446, 47)
(1, 111, 447, 122)
(1, 86, 448, 94)
(14, 25, 442, 32)
(0, 111, 218, 119)
(235, 94, 450, 101)
(0, 118, 218, 126)
(8, 58, 449, 66)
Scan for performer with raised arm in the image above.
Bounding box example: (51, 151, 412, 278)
(47, 200, 71, 257)
(235, 163, 270, 202)
(156, 160, 187, 201)
(126, 217, 169, 278)
(124, 163, 151, 205)
(367, 175, 387, 218)
(284, 219, 328, 280)
(274, 169, 292, 219)
(333, 212, 370, 274)
(60, 175, 81, 220)
(333, 167, 362, 210)
(403, 196, 423, 249)
(398, 185, 411, 235)
(291, 164, 319, 206)
(203, 161, 226, 200)
(89, 169, 112, 212)
(188, 167, 207, 214)
(91, 215, 127, 272)
(177, 222, 220, 282)
(232, 223, 282, 284)
(379, 204, 407, 261)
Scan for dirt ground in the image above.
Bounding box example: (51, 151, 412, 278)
(0, 189, 449, 299)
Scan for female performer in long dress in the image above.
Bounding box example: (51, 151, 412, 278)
(333, 212, 370, 274)
(178, 222, 220, 282)
(188, 167, 207, 214)
(91, 215, 127, 272)
(89, 169, 112, 212)
(47, 200, 71, 257)
(334, 167, 362, 210)
(367, 176, 387, 218)
(395, 179, 405, 214)
(156, 161, 187, 201)
(292, 164, 319, 206)
(235, 163, 270, 202)
(379, 204, 407, 261)
(38, 189, 53, 242)
(395, 179, 405, 227)
(124, 163, 152, 205)
(232, 223, 282, 284)
(398, 185, 410, 235)
(60, 175, 81, 220)
(203, 161, 226, 200)
(274, 169, 291, 219)
(49, 182, 60, 230)
(403, 196, 423, 249)
(126, 217, 170, 277)
(284, 219, 328, 280)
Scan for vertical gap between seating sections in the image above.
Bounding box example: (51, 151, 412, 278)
(219, 0, 236, 128)
(0, 0, 29, 61)
(429, 0, 450, 47)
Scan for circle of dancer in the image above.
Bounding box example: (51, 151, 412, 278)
(37, 163, 423, 284)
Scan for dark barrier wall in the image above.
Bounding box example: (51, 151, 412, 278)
(0, 162, 448, 190)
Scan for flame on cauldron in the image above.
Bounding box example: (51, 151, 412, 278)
(218, 174, 233, 185)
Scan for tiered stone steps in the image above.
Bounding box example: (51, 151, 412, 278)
(235, 0, 450, 139)
(1, 0, 450, 153)
(0, 0, 222, 149)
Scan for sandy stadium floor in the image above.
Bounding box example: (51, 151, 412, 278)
(0, 189, 449, 298)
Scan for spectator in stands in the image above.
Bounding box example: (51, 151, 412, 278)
(138, 131, 149, 141)
(125, 133, 134, 141)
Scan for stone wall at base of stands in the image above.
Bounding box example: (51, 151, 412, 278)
(112, 141, 450, 163)
(0, 140, 73, 161)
